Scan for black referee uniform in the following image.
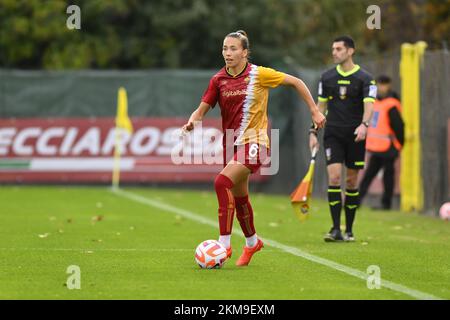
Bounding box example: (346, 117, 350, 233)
(318, 64, 376, 240)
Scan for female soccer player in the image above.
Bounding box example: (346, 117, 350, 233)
(182, 30, 325, 266)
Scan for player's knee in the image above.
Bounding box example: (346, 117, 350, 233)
(214, 174, 234, 191)
(329, 173, 341, 186)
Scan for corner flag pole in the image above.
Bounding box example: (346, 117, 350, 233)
(290, 147, 318, 222)
(112, 87, 133, 190)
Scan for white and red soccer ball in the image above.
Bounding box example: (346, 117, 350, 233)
(195, 240, 228, 269)
(439, 202, 450, 221)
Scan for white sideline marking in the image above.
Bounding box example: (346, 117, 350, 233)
(111, 188, 443, 300)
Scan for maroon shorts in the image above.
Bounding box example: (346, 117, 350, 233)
(222, 143, 268, 173)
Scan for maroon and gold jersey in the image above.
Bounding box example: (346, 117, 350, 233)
(202, 63, 285, 148)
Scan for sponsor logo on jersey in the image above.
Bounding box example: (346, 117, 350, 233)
(222, 89, 248, 98)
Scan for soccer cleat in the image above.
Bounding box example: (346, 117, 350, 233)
(226, 247, 232, 259)
(236, 239, 264, 266)
(343, 232, 355, 242)
(324, 228, 344, 242)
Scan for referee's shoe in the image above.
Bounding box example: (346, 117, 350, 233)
(324, 228, 344, 242)
(343, 232, 355, 242)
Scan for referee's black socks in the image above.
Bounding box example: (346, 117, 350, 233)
(328, 186, 342, 230)
(344, 189, 359, 233)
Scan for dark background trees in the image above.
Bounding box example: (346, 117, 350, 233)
(0, 0, 448, 69)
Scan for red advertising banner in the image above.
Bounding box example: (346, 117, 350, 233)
(0, 118, 268, 183)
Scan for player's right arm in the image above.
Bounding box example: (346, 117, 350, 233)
(182, 102, 211, 132)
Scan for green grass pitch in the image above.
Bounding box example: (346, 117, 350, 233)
(0, 186, 448, 300)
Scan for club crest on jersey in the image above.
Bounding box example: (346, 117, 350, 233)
(244, 77, 250, 84)
(339, 86, 347, 99)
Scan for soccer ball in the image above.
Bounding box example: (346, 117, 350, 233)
(439, 202, 450, 221)
(195, 240, 228, 269)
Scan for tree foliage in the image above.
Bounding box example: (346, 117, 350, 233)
(0, 0, 448, 69)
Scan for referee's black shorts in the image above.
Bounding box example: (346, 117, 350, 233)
(323, 125, 366, 169)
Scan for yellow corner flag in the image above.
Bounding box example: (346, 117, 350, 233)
(112, 87, 133, 189)
(290, 148, 317, 222)
(116, 87, 133, 134)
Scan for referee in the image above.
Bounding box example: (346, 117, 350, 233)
(310, 36, 376, 242)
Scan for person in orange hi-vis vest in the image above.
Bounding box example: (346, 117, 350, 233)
(359, 75, 405, 210)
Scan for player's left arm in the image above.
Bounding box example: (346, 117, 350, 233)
(282, 74, 326, 129)
(354, 76, 377, 142)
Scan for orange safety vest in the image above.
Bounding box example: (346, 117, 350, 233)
(366, 97, 402, 152)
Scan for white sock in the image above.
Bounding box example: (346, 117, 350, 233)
(219, 235, 231, 249)
(245, 234, 258, 248)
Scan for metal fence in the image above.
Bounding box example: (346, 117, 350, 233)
(420, 51, 450, 214)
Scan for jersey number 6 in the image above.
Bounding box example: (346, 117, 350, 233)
(249, 144, 259, 158)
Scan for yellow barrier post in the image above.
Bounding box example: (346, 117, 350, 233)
(399, 41, 427, 212)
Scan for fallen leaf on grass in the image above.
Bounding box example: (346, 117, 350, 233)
(91, 215, 104, 222)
